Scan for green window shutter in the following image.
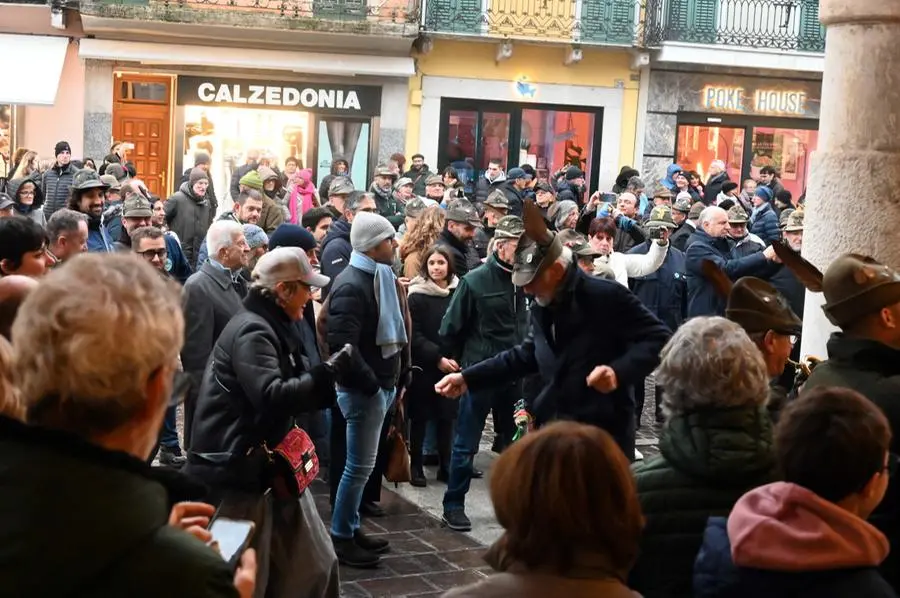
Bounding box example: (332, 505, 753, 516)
(666, 0, 716, 44)
(798, 0, 825, 52)
(313, 0, 366, 19)
(581, 0, 636, 45)
(426, 0, 482, 34)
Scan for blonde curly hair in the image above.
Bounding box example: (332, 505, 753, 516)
(400, 205, 445, 262)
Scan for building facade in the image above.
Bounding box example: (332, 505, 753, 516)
(637, 0, 826, 198)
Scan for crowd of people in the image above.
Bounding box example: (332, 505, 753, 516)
(1, 140, 899, 598)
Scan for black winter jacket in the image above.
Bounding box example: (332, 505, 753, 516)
(319, 218, 352, 298)
(165, 181, 214, 268)
(325, 264, 408, 392)
(408, 278, 458, 421)
(703, 171, 730, 206)
(439, 253, 526, 367)
(670, 221, 694, 252)
(474, 174, 506, 211)
(462, 265, 670, 452)
(436, 228, 481, 278)
(804, 334, 900, 591)
(185, 292, 334, 492)
(627, 240, 687, 332)
(498, 180, 525, 217)
(41, 162, 77, 220)
(180, 167, 218, 216)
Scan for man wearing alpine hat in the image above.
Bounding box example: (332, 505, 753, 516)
(799, 253, 900, 591)
(436, 200, 670, 529)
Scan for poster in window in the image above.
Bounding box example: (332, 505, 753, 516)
(781, 136, 799, 181)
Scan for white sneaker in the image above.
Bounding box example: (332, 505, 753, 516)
(634, 448, 644, 461)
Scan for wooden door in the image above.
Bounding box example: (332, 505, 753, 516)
(113, 75, 172, 197)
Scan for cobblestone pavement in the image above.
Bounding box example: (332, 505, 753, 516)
(312, 481, 490, 597)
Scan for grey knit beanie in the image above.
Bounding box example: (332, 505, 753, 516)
(350, 212, 395, 253)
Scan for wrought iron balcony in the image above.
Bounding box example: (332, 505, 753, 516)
(643, 0, 825, 52)
(422, 0, 638, 46)
(78, 0, 419, 33)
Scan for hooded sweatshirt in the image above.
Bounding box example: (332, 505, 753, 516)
(693, 482, 895, 598)
(729, 482, 889, 571)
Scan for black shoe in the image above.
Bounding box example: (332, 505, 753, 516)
(436, 468, 449, 483)
(471, 468, 484, 479)
(354, 529, 390, 554)
(423, 454, 440, 466)
(158, 446, 186, 468)
(359, 501, 385, 518)
(332, 536, 380, 568)
(442, 509, 472, 532)
(410, 466, 427, 488)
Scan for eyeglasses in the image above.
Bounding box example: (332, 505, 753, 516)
(774, 331, 798, 346)
(136, 248, 167, 260)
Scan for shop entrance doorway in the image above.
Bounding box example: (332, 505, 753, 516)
(113, 74, 173, 196)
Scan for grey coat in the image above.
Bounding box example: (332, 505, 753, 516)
(181, 261, 245, 447)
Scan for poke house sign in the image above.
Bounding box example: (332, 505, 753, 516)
(177, 76, 382, 116)
(701, 85, 809, 117)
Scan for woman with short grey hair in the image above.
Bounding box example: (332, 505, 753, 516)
(629, 317, 777, 597)
(186, 247, 358, 598)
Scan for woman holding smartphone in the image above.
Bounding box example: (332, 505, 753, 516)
(185, 247, 359, 598)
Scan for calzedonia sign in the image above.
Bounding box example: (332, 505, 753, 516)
(176, 76, 382, 117)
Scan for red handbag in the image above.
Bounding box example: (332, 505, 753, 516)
(265, 426, 319, 497)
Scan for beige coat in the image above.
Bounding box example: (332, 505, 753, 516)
(443, 548, 642, 598)
(443, 570, 641, 598)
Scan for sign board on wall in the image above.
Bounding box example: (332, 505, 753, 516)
(176, 76, 382, 117)
(646, 71, 821, 119)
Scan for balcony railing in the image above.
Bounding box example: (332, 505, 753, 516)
(422, 0, 638, 46)
(79, 0, 419, 31)
(643, 0, 825, 52)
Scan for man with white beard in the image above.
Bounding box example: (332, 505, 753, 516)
(435, 201, 670, 532)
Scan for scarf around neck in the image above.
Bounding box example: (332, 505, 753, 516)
(349, 251, 407, 358)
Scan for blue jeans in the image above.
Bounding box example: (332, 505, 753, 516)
(160, 405, 179, 449)
(442, 390, 492, 512)
(331, 386, 396, 539)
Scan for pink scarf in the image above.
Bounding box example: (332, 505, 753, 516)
(288, 169, 316, 224)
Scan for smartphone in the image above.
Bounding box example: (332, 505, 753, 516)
(601, 192, 617, 204)
(649, 227, 664, 240)
(209, 517, 255, 571)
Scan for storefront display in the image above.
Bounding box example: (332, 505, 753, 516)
(175, 75, 382, 199)
(439, 99, 603, 195)
(643, 70, 821, 199)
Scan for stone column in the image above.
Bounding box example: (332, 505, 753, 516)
(82, 60, 114, 164)
(800, 0, 900, 359)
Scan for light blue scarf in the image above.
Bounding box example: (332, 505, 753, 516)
(349, 251, 408, 358)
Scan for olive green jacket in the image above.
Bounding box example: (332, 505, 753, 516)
(629, 406, 776, 598)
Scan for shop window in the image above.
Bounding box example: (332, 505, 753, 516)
(521, 109, 594, 192)
(676, 124, 745, 185)
(317, 120, 370, 191)
(444, 109, 510, 195)
(182, 105, 312, 204)
(750, 127, 817, 200)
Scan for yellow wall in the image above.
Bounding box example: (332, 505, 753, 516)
(406, 39, 640, 169)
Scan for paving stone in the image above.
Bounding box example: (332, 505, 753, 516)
(379, 553, 457, 576)
(356, 574, 437, 596)
(422, 569, 487, 590)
